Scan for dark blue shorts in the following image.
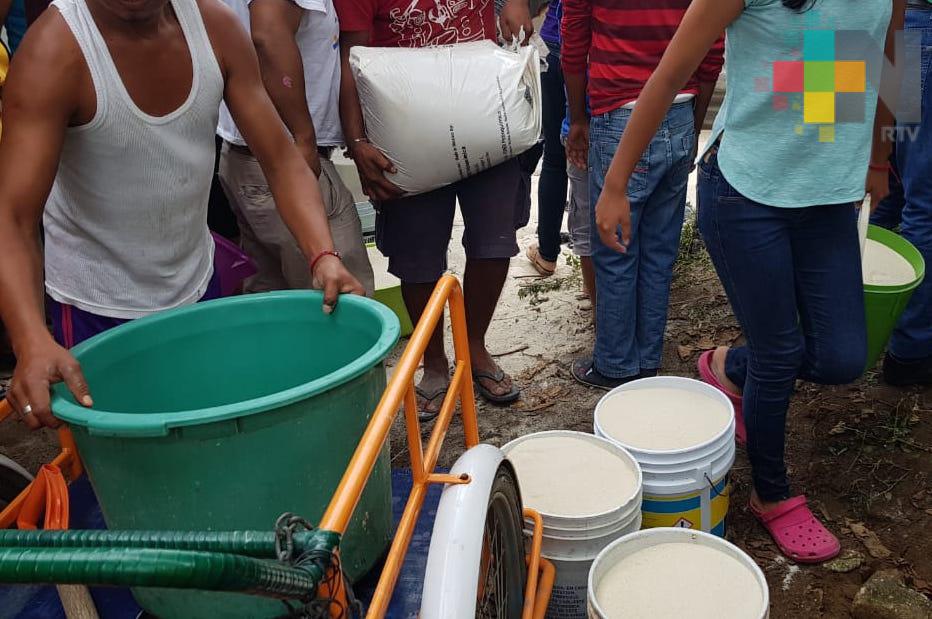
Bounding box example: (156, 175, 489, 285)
(374, 157, 532, 284)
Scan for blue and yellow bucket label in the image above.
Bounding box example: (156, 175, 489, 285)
(641, 476, 730, 537)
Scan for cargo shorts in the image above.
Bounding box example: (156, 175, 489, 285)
(375, 156, 531, 284)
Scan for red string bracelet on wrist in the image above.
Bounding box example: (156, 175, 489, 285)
(869, 163, 891, 172)
(310, 250, 341, 274)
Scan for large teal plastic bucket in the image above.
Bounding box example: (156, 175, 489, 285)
(52, 292, 400, 618)
(864, 225, 926, 369)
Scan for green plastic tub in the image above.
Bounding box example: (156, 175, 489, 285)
(864, 225, 926, 369)
(52, 291, 400, 619)
(367, 244, 414, 337)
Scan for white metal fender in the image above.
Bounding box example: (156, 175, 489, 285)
(419, 443, 509, 619)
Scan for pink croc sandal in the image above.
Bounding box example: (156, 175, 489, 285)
(697, 350, 746, 445)
(750, 496, 841, 564)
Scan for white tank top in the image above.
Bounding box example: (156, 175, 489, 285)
(44, 0, 223, 319)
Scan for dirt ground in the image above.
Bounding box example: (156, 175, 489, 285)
(2, 168, 930, 618)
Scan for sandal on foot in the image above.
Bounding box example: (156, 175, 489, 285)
(526, 245, 556, 277)
(750, 496, 840, 564)
(698, 350, 746, 445)
(473, 368, 520, 406)
(572, 357, 638, 391)
(415, 385, 448, 422)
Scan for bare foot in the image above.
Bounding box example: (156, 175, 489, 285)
(712, 346, 742, 395)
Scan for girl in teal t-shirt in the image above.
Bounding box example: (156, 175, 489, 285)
(595, 0, 902, 564)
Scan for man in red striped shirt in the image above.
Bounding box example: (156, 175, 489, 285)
(563, 0, 724, 389)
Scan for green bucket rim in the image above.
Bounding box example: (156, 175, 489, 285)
(864, 225, 926, 294)
(52, 291, 401, 437)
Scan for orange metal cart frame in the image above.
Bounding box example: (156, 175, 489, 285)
(0, 274, 554, 618)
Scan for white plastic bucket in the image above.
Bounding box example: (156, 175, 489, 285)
(587, 528, 769, 618)
(502, 431, 643, 619)
(594, 377, 736, 535)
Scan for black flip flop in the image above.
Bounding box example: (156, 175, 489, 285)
(415, 385, 447, 422)
(473, 368, 521, 406)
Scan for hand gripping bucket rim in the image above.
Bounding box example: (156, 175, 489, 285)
(587, 528, 770, 619)
(51, 291, 401, 437)
(501, 430, 643, 524)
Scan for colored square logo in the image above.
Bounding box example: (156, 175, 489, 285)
(804, 31, 835, 61)
(836, 92, 866, 123)
(773, 61, 804, 92)
(835, 61, 866, 93)
(804, 92, 835, 124)
(818, 125, 835, 143)
(805, 62, 835, 92)
(834, 31, 869, 62)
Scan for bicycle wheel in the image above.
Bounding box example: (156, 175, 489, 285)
(474, 464, 526, 619)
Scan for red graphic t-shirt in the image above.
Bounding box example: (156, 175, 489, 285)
(336, 0, 495, 48)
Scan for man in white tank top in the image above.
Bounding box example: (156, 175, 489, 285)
(216, 0, 375, 296)
(0, 0, 365, 429)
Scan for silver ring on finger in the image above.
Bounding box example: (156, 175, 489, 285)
(22, 404, 33, 417)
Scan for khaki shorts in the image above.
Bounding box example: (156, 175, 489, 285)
(218, 143, 375, 296)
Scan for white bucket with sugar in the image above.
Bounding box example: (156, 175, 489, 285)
(502, 431, 643, 619)
(594, 377, 735, 535)
(587, 528, 769, 618)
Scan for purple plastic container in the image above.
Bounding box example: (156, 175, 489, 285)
(210, 232, 257, 297)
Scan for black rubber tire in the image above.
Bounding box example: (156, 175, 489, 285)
(475, 463, 527, 619)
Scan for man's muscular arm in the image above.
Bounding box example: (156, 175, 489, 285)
(0, 11, 95, 428)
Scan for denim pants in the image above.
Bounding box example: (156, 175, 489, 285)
(537, 44, 569, 262)
(888, 7, 932, 361)
(698, 151, 867, 502)
(870, 145, 904, 229)
(588, 101, 694, 378)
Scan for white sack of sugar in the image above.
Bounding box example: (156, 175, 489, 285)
(350, 41, 542, 196)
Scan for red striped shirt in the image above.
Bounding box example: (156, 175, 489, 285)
(561, 0, 725, 116)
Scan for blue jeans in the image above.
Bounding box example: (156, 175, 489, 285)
(888, 7, 932, 361)
(870, 147, 904, 229)
(698, 151, 867, 502)
(588, 101, 694, 378)
(537, 45, 569, 262)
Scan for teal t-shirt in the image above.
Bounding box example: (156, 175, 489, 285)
(704, 0, 893, 208)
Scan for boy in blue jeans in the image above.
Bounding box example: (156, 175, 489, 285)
(562, 0, 723, 388)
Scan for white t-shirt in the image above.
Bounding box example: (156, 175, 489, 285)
(217, 0, 343, 146)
